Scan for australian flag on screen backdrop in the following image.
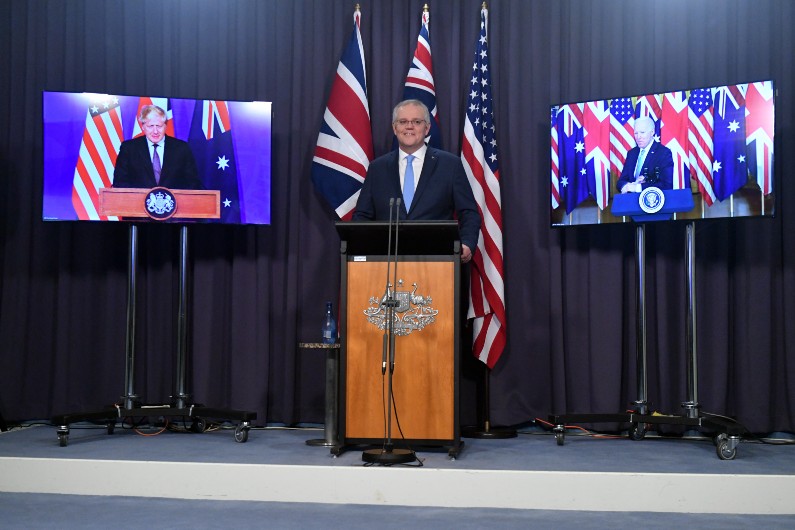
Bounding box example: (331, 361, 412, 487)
(188, 100, 241, 223)
(712, 85, 748, 202)
(556, 104, 589, 214)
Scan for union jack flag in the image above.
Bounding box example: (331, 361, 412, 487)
(399, 5, 442, 148)
(72, 95, 123, 220)
(745, 80, 774, 195)
(462, 5, 506, 369)
(132, 97, 175, 139)
(661, 91, 690, 190)
(688, 88, 716, 205)
(311, 7, 374, 220)
(584, 101, 611, 209)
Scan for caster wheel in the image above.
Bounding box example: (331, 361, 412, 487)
(555, 431, 565, 446)
(234, 424, 249, 443)
(714, 433, 728, 446)
(717, 439, 737, 460)
(629, 423, 646, 441)
(191, 417, 206, 433)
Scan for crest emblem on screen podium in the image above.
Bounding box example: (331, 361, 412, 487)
(145, 187, 177, 220)
(364, 280, 438, 336)
(638, 186, 665, 214)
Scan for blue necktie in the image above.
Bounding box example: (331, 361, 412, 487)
(634, 147, 647, 179)
(153, 143, 162, 184)
(403, 154, 415, 210)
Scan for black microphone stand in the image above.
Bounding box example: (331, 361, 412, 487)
(363, 198, 415, 465)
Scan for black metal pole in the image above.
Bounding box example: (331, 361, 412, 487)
(123, 224, 139, 410)
(174, 225, 190, 409)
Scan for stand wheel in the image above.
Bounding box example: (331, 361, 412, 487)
(629, 423, 646, 441)
(234, 423, 249, 443)
(555, 431, 565, 446)
(717, 438, 737, 460)
(714, 433, 728, 446)
(190, 417, 206, 433)
(58, 432, 69, 447)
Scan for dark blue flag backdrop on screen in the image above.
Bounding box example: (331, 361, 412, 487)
(557, 104, 589, 214)
(189, 100, 241, 224)
(712, 86, 748, 202)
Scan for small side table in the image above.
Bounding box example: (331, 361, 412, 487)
(299, 342, 340, 447)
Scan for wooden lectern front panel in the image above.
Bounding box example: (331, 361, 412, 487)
(345, 260, 455, 441)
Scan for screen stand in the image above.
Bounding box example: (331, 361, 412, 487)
(547, 221, 743, 460)
(53, 224, 256, 447)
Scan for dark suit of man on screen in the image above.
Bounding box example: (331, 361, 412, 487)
(113, 105, 203, 190)
(617, 116, 674, 193)
(352, 100, 481, 263)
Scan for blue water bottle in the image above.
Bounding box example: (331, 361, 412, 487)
(321, 301, 337, 344)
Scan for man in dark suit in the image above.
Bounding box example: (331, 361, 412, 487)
(113, 105, 203, 190)
(617, 116, 674, 193)
(353, 100, 481, 263)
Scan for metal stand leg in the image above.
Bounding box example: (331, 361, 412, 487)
(682, 222, 700, 419)
(302, 343, 340, 447)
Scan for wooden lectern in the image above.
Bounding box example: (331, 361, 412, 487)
(334, 221, 463, 457)
(99, 187, 221, 219)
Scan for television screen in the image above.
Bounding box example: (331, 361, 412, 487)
(550, 80, 775, 226)
(43, 91, 272, 224)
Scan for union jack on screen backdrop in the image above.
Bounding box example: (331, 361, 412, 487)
(311, 7, 374, 220)
(132, 97, 175, 139)
(398, 5, 442, 149)
(72, 95, 123, 220)
(461, 5, 506, 369)
(551, 82, 774, 214)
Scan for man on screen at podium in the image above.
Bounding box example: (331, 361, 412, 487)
(353, 100, 481, 263)
(617, 116, 674, 194)
(113, 105, 203, 190)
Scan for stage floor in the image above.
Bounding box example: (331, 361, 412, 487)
(2, 422, 795, 519)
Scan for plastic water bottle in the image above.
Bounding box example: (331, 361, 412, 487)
(321, 301, 337, 344)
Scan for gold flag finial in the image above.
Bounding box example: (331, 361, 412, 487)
(355, 3, 361, 11)
(423, 4, 429, 12)
(482, 2, 488, 10)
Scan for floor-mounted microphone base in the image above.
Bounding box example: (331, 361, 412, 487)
(362, 447, 416, 465)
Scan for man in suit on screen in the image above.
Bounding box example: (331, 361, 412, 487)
(113, 104, 203, 190)
(617, 116, 674, 193)
(353, 100, 481, 263)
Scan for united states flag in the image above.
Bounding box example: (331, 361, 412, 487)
(72, 95, 122, 220)
(399, 5, 442, 148)
(661, 91, 690, 190)
(311, 7, 374, 220)
(461, 5, 506, 369)
(688, 88, 716, 205)
(609, 98, 634, 182)
(551, 106, 560, 209)
(745, 80, 774, 195)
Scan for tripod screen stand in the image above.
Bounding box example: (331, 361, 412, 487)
(52, 190, 256, 446)
(549, 189, 743, 460)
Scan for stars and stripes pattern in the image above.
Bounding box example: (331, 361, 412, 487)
(311, 6, 374, 220)
(71, 95, 123, 220)
(551, 107, 561, 209)
(609, 97, 634, 182)
(400, 5, 442, 148)
(461, 5, 506, 369)
(688, 88, 716, 205)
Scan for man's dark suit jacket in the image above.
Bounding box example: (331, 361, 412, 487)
(113, 135, 203, 190)
(616, 141, 674, 193)
(352, 147, 481, 251)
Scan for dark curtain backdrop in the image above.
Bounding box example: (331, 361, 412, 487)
(1, 0, 793, 433)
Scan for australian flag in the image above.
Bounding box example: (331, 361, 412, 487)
(712, 86, 747, 202)
(189, 100, 241, 223)
(557, 104, 588, 214)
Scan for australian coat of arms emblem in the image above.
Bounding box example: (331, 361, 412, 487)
(363, 280, 438, 336)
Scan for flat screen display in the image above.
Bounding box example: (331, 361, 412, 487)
(550, 80, 775, 226)
(43, 91, 272, 224)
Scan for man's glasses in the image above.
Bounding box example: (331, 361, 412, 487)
(394, 119, 428, 127)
